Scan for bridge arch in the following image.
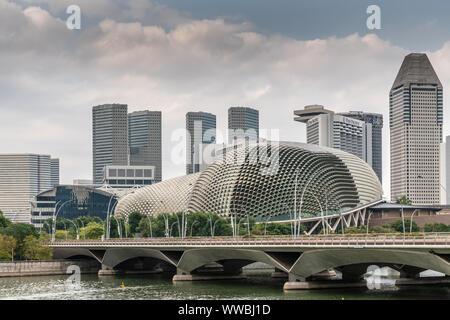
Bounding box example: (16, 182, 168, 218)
(289, 248, 450, 279)
(176, 248, 293, 274)
(51, 247, 102, 263)
(101, 248, 178, 270)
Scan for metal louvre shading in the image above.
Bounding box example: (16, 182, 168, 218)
(114, 142, 383, 222)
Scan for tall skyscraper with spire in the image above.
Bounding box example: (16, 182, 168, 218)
(390, 53, 443, 204)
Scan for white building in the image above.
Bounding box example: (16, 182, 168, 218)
(390, 53, 443, 205)
(103, 165, 156, 187)
(301, 110, 373, 166)
(0, 154, 58, 223)
(444, 136, 450, 205)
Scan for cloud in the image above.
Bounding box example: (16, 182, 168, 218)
(1, 0, 450, 200)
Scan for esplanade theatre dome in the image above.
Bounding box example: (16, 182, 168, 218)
(114, 141, 383, 222)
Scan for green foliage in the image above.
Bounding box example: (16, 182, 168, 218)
(105, 217, 126, 238)
(22, 235, 52, 260)
(0, 210, 12, 228)
(369, 225, 396, 234)
(135, 212, 233, 238)
(128, 212, 143, 235)
(82, 222, 104, 239)
(395, 196, 412, 205)
(38, 231, 50, 241)
(424, 223, 450, 232)
(0, 222, 38, 242)
(0, 234, 17, 260)
(55, 230, 70, 240)
(344, 226, 366, 234)
(252, 222, 294, 236)
(137, 217, 154, 237)
(389, 219, 419, 233)
(0, 223, 38, 259)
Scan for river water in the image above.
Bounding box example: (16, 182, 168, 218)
(1, 270, 449, 300)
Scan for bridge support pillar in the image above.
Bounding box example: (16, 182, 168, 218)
(271, 268, 288, 278)
(98, 265, 123, 276)
(172, 268, 246, 282)
(288, 273, 306, 282)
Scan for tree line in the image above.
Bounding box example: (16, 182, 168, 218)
(0, 210, 52, 261)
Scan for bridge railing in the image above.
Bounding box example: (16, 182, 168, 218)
(49, 233, 450, 247)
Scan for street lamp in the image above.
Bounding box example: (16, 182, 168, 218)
(264, 215, 272, 236)
(410, 209, 418, 233)
(146, 215, 153, 238)
(246, 214, 251, 237)
(77, 219, 85, 240)
(296, 167, 329, 237)
(105, 194, 117, 240)
(111, 216, 123, 238)
(366, 210, 374, 235)
(305, 190, 325, 235)
(401, 205, 406, 239)
(51, 200, 72, 243)
(182, 183, 194, 238)
(67, 220, 80, 240)
(212, 219, 220, 238)
(161, 212, 170, 238)
(189, 220, 198, 237)
(170, 221, 179, 237)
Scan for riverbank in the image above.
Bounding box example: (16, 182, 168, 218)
(0, 259, 100, 277)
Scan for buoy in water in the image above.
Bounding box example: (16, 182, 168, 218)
(121, 282, 125, 290)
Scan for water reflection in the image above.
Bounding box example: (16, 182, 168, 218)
(0, 270, 449, 300)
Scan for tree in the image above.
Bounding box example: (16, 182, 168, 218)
(23, 235, 52, 260)
(0, 210, 12, 229)
(389, 219, 418, 233)
(252, 222, 294, 236)
(396, 196, 412, 205)
(138, 216, 156, 237)
(0, 223, 38, 259)
(128, 211, 143, 235)
(84, 222, 104, 239)
(0, 235, 17, 261)
(369, 225, 395, 234)
(424, 223, 449, 233)
(344, 226, 366, 234)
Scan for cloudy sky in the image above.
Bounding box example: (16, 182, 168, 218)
(1, 0, 450, 199)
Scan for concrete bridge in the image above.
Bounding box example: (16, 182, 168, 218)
(51, 235, 450, 289)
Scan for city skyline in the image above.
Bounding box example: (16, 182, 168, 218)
(2, 1, 450, 201)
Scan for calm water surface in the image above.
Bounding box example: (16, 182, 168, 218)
(0, 270, 449, 300)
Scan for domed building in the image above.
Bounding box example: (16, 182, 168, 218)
(114, 141, 383, 223)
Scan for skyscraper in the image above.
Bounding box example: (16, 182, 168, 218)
(338, 111, 383, 183)
(51, 158, 60, 187)
(390, 53, 443, 205)
(0, 154, 54, 223)
(92, 104, 129, 184)
(294, 106, 376, 171)
(445, 136, 450, 205)
(228, 107, 259, 143)
(186, 112, 216, 174)
(128, 110, 162, 182)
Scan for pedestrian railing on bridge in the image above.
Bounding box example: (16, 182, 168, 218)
(50, 233, 450, 247)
